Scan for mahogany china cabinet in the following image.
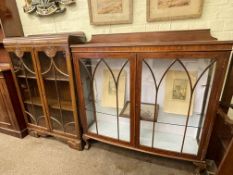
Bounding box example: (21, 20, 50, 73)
(71, 30, 233, 168)
(4, 33, 86, 150)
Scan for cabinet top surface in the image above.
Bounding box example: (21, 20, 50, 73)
(3, 32, 86, 47)
(71, 30, 233, 52)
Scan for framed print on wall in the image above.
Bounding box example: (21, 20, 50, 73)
(101, 69, 127, 108)
(147, 0, 204, 22)
(163, 70, 197, 116)
(88, 0, 133, 25)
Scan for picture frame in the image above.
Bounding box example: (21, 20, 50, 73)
(164, 70, 197, 116)
(101, 69, 127, 108)
(88, 0, 133, 25)
(147, 0, 204, 22)
(120, 101, 159, 122)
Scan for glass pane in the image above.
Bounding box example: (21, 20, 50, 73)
(79, 58, 130, 142)
(10, 52, 46, 128)
(37, 51, 75, 134)
(182, 59, 215, 155)
(140, 58, 215, 155)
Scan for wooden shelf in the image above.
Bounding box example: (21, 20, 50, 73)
(17, 75, 36, 80)
(44, 76, 69, 82)
(50, 100, 73, 111)
(24, 97, 42, 106)
(0, 28, 4, 44)
(24, 97, 73, 111)
(17, 74, 69, 82)
(0, 63, 11, 72)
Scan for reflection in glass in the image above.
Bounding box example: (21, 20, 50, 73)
(140, 58, 215, 155)
(79, 58, 130, 142)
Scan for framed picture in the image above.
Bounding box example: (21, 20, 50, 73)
(88, 0, 133, 25)
(147, 0, 204, 21)
(120, 101, 159, 122)
(101, 69, 127, 108)
(164, 70, 197, 116)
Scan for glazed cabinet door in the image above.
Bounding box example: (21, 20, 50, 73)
(9, 49, 49, 129)
(35, 47, 79, 137)
(136, 52, 228, 160)
(73, 53, 136, 145)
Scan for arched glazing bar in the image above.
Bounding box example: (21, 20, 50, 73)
(180, 60, 216, 153)
(142, 58, 216, 152)
(79, 58, 129, 140)
(16, 53, 38, 125)
(39, 51, 70, 132)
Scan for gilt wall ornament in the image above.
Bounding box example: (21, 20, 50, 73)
(23, 0, 75, 16)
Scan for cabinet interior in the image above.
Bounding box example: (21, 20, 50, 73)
(78, 56, 216, 156)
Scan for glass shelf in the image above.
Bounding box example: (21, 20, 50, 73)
(85, 102, 203, 128)
(17, 75, 36, 80)
(88, 114, 130, 142)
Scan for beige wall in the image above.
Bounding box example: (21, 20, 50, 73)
(229, 98, 233, 120)
(16, 0, 233, 41)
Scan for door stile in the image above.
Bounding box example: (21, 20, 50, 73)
(129, 54, 137, 146)
(33, 48, 53, 132)
(73, 54, 89, 134)
(65, 47, 80, 138)
(134, 54, 143, 147)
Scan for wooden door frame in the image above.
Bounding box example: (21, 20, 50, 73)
(7, 47, 50, 131)
(73, 52, 137, 146)
(136, 51, 230, 161)
(33, 46, 79, 138)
